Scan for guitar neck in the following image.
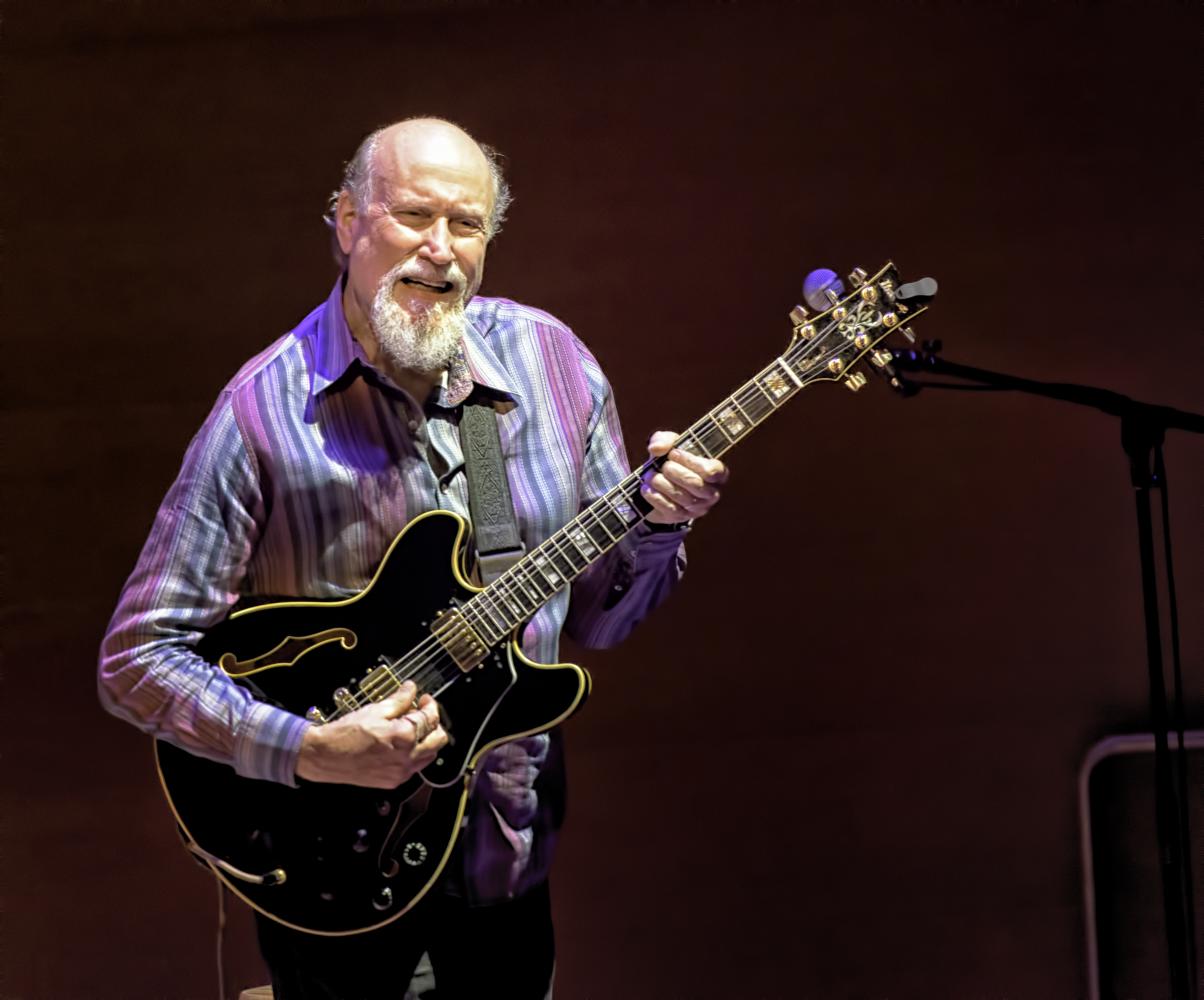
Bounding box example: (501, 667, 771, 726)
(455, 262, 928, 645)
(458, 337, 834, 645)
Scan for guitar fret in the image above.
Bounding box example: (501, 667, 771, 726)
(585, 507, 620, 543)
(678, 432, 713, 459)
(550, 543, 579, 579)
(509, 578, 542, 614)
(709, 408, 737, 443)
(465, 602, 503, 644)
(732, 396, 754, 424)
(554, 534, 587, 569)
(563, 527, 597, 564)
(475, 594, 510, 637)
(733, 386, 774, 425)
(530, 549, 566, 591)
(511, 568, 545, 605)
(752, 377, 779, 409)
(774, 356, 803, 388)
(603, 501, 633, 536)
(695, 421, 730, 457)
(494, 582, 528, 620)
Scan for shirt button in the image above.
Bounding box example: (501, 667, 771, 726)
(408, 419, 419, 433)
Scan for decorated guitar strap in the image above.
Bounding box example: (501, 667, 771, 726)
(459, 396, 525, 585)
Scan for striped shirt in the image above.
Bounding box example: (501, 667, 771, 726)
(99, 279, 687, 901)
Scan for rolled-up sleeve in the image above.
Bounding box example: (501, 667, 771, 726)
(98, 396, 309, 785)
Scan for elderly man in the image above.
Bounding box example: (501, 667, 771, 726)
(100, 118, 726, 998)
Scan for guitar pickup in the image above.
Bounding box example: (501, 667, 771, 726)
(431, 608, 489, 672)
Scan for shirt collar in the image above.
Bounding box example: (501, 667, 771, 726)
(310, 277, 368, 397)
(446, 307, 522, 407)
(309, 277, 522, 407)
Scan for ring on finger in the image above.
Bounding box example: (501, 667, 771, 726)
(406, 711, 429, 741)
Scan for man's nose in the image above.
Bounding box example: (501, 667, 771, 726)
(419, 218, 454, 265)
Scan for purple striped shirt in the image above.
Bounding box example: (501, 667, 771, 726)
(99, 279, 687, 901)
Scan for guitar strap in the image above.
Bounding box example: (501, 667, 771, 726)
(459, 396, 525, 584)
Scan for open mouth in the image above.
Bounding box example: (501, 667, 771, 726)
(400, 277, 454, 294)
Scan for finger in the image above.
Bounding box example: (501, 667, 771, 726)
(379, 681, 418, 719)
(648, 473, 710, 511)
(415, 699, 443, 737)
(646, 430, 678, 458)
(640, 480, 690, 521)
(390, 708, 430, 746)
(668, 448, 728, 485)
(412, 725, 450, 761)
(654, 463, 720, 503)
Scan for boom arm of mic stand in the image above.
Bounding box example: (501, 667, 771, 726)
(887, 347, 1204, 434)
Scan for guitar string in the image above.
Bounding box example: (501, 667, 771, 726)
(341, 319, 863, 714)
(340, 315, 871, 713)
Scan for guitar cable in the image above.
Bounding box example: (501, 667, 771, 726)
(185, 838, 287, 885)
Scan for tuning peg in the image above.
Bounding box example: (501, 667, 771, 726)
(848, 267, 868, 287)
(789, 304, 810, 326)
(824, 287, 841, 306)
(871, 349, 893, 368)
(895, 277, 939, 307)
(843, 372, 868, 392)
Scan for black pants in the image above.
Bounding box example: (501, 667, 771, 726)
(255, 882, 555, 1000)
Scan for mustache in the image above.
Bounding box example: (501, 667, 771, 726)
(382, 261, 467, 294)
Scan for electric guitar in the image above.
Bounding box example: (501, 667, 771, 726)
(155, 263, 937, 935)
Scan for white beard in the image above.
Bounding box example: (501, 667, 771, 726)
(369, 266, 468, 375)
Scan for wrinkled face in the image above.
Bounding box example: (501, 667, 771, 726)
(336, 124, 493, 355)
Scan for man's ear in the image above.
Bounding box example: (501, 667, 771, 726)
(335, 190, 358, 256)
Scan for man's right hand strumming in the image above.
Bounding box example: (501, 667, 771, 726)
(295, 680, 448, 788)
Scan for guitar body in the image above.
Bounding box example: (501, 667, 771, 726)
(155, 510, 590, 936)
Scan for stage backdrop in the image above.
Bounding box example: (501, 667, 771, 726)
(4, 2, 1201, 997)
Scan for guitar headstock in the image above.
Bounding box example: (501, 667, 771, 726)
(784, 263, 937, 394)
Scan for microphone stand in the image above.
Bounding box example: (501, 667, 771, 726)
(888, 344, 1202, 999)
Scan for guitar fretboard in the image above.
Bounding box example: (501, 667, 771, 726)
(456, 338, 829, 646)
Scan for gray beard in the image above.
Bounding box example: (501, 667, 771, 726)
(370, 276, 467, 375)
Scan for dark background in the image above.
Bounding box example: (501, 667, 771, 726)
(3, 1, 1201, 997)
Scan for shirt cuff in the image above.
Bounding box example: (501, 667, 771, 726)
(232, 701, 311, 786)
(634, 518, 692, 541)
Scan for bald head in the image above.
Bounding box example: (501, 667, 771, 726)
(375, 119, 489, 188)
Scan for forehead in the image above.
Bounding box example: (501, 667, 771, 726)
(372, 127, 492, 212)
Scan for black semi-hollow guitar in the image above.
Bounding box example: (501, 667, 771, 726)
(156, 263, 936, 935)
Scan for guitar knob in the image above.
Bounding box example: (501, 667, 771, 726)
(373, 886, 394, 911)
